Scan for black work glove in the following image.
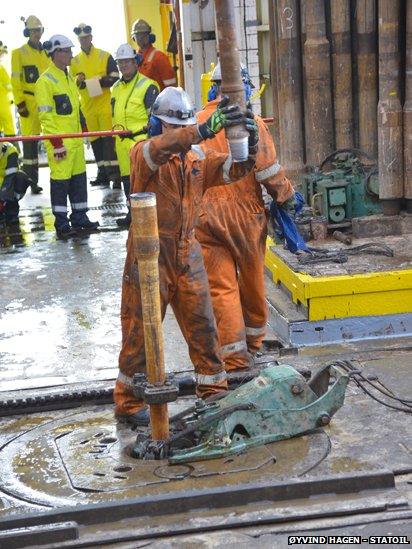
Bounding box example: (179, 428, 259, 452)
(75, 72, 86, 89)
(198, 95, 244, 140)
(245, 109, 259, 156)
(17, 101, 29, 117)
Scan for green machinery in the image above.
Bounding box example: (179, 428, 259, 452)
(133, 364, 350, 462)
(300, 151, 381, 227)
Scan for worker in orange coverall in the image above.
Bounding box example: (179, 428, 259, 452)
(131, 19, 177, 91)
(114, 86, 259, 426)
(196, 63, 295, 372)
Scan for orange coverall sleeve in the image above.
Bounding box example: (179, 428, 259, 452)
(129, 125, 254, 193)
(254, 116, 294, 204)
(129, 126, 204, 193)
(153, 51, 177, 88)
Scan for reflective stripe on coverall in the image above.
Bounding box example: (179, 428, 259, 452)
(138, 45, 176, 91)
(115, 125, 255, 416)
(11, 43, 50, 182)
(0, 65, 16, 135)
(196, 99, 294, 371)
(35, 65, 89, 230)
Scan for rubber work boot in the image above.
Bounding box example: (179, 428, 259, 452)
(90, 177, 110, 187)
(112, 178, 122, 190)
(56, 225, 77, 239)
(115, 407, 150, 427)
(72, 219, 100, 231)
(31, 183, 43, 194)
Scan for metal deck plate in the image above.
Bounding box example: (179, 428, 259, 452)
(0, 406, 330, 510)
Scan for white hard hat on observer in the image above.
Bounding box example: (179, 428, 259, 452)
(114, 43, 136, 61)
(43, 35, 74, 54)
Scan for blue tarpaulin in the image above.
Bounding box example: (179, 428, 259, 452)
(269, 192, 310, 254)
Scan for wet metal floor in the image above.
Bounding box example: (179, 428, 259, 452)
(0, 166, 190, 390)
(0, 165, 411, 545)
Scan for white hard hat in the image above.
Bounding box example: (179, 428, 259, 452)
(114, 43, 136, 61)
(210, 62, 221, 82)
(152, 87, 196, 125)
(43, 35, 74, 54)
(211, 61, 250, 82)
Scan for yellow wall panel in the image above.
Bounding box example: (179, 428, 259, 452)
(123, 0, 164, 51)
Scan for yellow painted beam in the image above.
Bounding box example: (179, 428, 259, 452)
(309, 289, 412, 320)
(265, 237, 412, 321)
(265, 242, 309, 305)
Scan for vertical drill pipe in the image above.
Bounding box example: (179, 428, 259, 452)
(378, 0, 403, 215)
(330, 0, 353, 149)
(214, 0, 249, 161)
(276, 0, 305, 177)
(173, 0, 185, 88)
(303, 0, 334, 166)
(268, 0, 280, 152)
(130, 192, 169, 441)
(404, 0, 412, 211)
(355, 0, 378, 158)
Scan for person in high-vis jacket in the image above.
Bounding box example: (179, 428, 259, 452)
(11, 15, 49, 194)
(70, 23, 121, 188)
(196, 63, 295, 372)
(111, 43, 158, 227)
(35, 35, 99, 238)
(115, 86, 259, 427)
(131, 19, 176, 91)
(0, 142, 31, 224)
(0, 44, 16, 137)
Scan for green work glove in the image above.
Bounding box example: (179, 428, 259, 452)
(245, 109, 259, 156)
(198, 95, 243, 139)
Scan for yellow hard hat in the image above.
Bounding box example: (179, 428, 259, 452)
(131, 19, 151, 36)
(24, 15, 43, 31)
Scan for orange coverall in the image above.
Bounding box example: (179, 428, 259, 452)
(138, 45, 177, 91)
(196, 99, 294, 371)
(115, 124, 254, 416)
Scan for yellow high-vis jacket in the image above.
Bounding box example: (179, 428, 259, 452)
(11, 43, 50, 104)
(0, 65, 15, 135)
(111, 72, 158, 176)
(0, 143, 19, 189)
(35, 64, 85, 179)
(70, 45, 118, 116)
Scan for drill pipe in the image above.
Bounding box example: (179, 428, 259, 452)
(268, 0, 280, 152)
(355, 0, 378, 159)
(378, 0, 403, 215)
(303, 0, 334, 166)
(404, 0, 412, 211)
(330, 0, 353, 149)
(275, 0, 305, 177)
(173, 0, 185, 88)
(130, 193, 169, 441)
(214, 0, 249, 161)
